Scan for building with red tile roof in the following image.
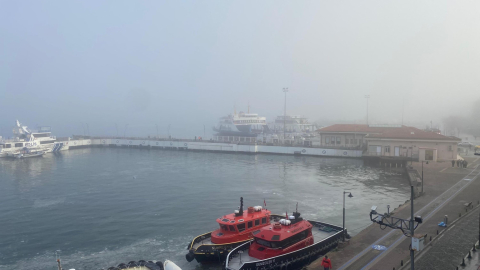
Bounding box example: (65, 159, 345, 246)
(317, 124, 460, 161)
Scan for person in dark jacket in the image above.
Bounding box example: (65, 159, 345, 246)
(321, 255, 332, 270)
(451, 159, 455, 167)
(457, 159, 460, 167)
(464, 160, 468, 168)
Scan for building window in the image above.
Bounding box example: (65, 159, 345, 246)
(330, 137, 335, 145)
(336, 137, 341, 145)
(385, 146, 390, 153)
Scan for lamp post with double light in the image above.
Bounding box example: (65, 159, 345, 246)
(343, 191, 353, 241)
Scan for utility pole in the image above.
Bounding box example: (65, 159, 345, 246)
(283, 88, 289, 144)
(370, 186, 422, 270)
(124, 124, 129, 138)
(156, 124, 159, 139)
(365, 95, 370, 125)
(410, 185, 414, 270)
(402, 97, 404, 125)
(115, 123, 119, 138)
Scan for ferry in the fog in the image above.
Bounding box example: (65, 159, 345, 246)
(213, 108, 269, 136)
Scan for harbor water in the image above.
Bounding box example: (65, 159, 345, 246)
(0, 148, 410, 270)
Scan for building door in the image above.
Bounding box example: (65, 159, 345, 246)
(394, 147, 400, 156)
(425, 150, 434, 161)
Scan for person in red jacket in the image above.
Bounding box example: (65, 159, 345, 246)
(321, 255, 332, 270)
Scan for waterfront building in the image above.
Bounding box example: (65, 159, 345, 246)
(317, 124, 460, 161)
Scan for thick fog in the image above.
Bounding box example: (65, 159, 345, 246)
(1, 1, 479, 138)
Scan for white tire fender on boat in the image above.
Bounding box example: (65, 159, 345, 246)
(164, 260, 182, 270)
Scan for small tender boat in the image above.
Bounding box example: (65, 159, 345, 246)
(186, 197, 284, 263)
(8, 147, 45, 159)
(225, 211, 344, 270)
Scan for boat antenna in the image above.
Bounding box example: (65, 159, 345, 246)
(296, 202, 298, 213)
(236, 197, 244, 216)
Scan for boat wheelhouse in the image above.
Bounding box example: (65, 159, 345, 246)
(186, 198, 283, 263)
(225, 212, 344, 270)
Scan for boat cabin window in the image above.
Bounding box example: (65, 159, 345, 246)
(40, 140, 55, 145)
(237, 223, 246, 232)
(262, 217, 267, 224)
(255, 219, 260, 226)
(33, 133, 50, 138)
(220, 224, 228, 231)
(15, 143, 23, 147)
(255, 238, 280, 248)
(229, 225, 236, 232)
(247, 221, 253, 228)
(5, 144, 11, 148)
(281, 229, 309, 248)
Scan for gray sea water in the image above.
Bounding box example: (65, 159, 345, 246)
(0, 148, 409, 270)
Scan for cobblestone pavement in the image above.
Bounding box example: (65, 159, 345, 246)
(415, 207, 480, 270)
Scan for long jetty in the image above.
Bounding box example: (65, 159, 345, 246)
(62, 138, 363, 158)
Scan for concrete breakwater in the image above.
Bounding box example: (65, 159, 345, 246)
(62, 138, 363, 158)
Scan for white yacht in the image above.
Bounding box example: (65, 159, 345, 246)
(0, 120, 67, 157)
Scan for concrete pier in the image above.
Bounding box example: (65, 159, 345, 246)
(61, 138, 363, 158)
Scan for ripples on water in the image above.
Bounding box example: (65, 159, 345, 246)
(0, 148, 409, 270)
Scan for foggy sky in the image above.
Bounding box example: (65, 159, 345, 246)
(1, 1, 479, 138)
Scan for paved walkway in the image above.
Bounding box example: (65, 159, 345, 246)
(307, 155, 480, 270)
(415, 207, 480, 270)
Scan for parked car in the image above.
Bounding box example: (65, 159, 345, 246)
(458, 142, 475, 147)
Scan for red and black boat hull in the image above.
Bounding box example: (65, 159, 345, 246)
(225, 221, 345, 270)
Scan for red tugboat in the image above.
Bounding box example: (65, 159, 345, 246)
(186, 198, 284, 263)
(225, 211, 345, 270)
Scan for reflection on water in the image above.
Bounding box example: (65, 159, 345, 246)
(0, 148, 409, 270)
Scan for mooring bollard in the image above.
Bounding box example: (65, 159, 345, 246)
(466, 208, 468, 212)
(437, 230, 439, 235)
(468, 251, 472, 259)
(473, 244, 477, 251)
(401, 260, 403, 266)
(461, 258, 466, 266)
(430, 236, 432, 241)
(459, 213, 462, 217)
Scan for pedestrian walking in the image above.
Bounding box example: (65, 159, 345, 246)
(457, 159, 460, 167)
(321, 255, 332, 270)
(465, 160, 468, 168)
(451, 159, 455, 167)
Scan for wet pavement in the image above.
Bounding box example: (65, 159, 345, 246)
(307, 153, 480, 270)
(415, 207, 480, 270)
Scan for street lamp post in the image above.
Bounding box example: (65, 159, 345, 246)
(168, 124, 171, 139)
(343, 191, 353, 241)
(156, 124, 159, 139)
(365, 95, 370, 125)
(115, 123, 119, 138)
(283, 88, 289, 144)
